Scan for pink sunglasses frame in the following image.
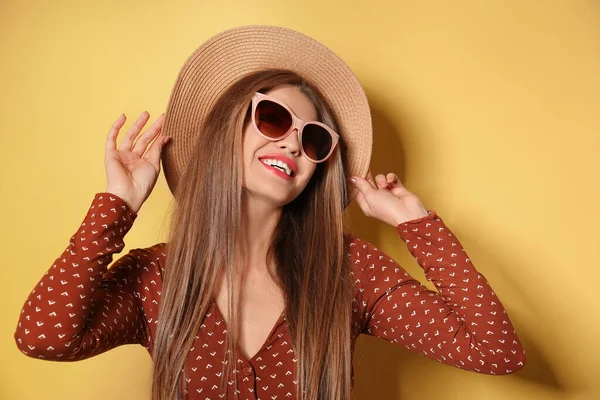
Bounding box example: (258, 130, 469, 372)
(250, 91, 340, 163)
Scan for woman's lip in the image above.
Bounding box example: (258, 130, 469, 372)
(261, 161, 293, 180)
(258, 153, 297, 175)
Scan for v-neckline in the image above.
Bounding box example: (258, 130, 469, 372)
(210, 298, 286, 362)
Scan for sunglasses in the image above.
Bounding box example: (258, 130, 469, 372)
(251, 92, 340, 163)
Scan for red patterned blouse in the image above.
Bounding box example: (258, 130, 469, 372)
(14, 192, 526, 399)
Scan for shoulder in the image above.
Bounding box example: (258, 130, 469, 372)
(111, 242, 167, 278)
(343, 232, 395, 274)
(143, 242, 168, 261)
(343, 232, 388, 260)
(142, 242, 168, 275)
(343, 232, 415, 291)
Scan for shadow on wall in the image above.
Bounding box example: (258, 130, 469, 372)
(347, 89, 566, 399)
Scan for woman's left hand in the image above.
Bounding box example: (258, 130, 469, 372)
(350, 170, 430, 227)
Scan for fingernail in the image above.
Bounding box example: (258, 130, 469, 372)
(349, 177, 356, 183)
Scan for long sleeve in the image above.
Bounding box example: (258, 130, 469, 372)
(351, 210, 526, 375)
(14, 192, 152, 361)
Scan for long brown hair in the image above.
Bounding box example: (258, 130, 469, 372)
(152, 69, 354, 400)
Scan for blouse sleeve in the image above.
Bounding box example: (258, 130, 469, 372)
(14, 192, 153, 361)
(350, 210, 526, 375)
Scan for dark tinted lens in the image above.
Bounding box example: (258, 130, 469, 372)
(302, 124, 332, 161)
(255, 100, 292, 139)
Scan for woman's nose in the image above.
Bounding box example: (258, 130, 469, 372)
(277, 128, 301, 155)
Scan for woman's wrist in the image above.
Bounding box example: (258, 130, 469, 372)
(104, 189, 140, 214)
(393, 210, 431, 226)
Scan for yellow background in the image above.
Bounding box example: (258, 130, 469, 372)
(2, 1, 599, 399)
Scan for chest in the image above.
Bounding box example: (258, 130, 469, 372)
(212, 268, 286, 362)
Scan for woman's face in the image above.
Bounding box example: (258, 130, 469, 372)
(241, 83, 319, 206)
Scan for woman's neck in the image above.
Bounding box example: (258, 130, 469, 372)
(239, 191, 282, 274)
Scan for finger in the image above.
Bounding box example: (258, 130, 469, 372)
(351, 175, 377, 197)
(375, 173, 389, 189)
(386, 172, 404, 188)
(133, 113, 165, 157)
(365, 169, 377, 190)
(119, 111, 151, 151)
(353, 189, 370, 215)
(106, 114, 127, 153)
(144, 130, 171, 169)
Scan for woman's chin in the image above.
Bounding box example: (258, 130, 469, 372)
(242, 187, 291, 205)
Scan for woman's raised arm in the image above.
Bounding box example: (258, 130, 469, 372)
(14, 192, 156, 360)
(349, 211, 526, 374)
(15, 111, 170, 360)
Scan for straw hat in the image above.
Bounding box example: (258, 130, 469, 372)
(160, 24, 372, 209)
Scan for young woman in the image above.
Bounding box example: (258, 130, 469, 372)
(14, 25, 526, 400)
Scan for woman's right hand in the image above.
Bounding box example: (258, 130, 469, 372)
(104, 111, 171, 214)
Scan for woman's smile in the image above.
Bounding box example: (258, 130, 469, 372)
(258, 153, 297, 181)
(260, 160, 294, 180)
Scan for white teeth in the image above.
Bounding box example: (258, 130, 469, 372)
(261, 158, 292, 176)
